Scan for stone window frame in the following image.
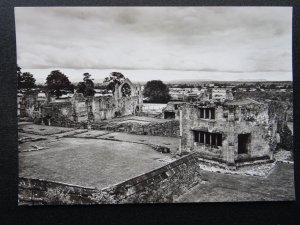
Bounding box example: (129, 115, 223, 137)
(198, 107, 216, 120)
(193, 130, 222, 147)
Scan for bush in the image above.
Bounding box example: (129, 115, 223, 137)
(88, 189, 116, 204)
(44, 187, 72, 205)
(279, 122, 293, 151)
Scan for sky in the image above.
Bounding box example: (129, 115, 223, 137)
(15, 7, 293, 83)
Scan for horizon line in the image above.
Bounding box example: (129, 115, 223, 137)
(22, 67, 293, 74)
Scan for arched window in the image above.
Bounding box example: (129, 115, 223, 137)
(121, 83, 132, 97)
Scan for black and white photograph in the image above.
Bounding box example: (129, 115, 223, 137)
(15, 7, 295, 205)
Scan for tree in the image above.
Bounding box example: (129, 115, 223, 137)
(279, 122, 293, 151)
(76, 73, 95, 97)
(17, 66, 36, 90)
(45, 70, 74, 98)
(103, 72, 125, 92)
(143, 80, 171, 103)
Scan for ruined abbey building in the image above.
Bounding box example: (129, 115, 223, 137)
(180, 98, 277, 169)
(18, 78, 143, 127)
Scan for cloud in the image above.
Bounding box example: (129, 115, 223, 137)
(15, 7, 292, 81)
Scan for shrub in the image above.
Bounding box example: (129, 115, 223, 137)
(44, 187, 72, 205)
(279, 123, 293, 151)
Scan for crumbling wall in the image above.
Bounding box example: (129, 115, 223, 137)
(92, 96, 116, 121)
(18, 178, 95, 205)
(18, 93, 45, 120)
(41, 102, 75, 126)
(71, 93, 88, 122)
(92, 120, 180, 137)
(18, 152, 201, 205)
(39, 90, 142, 125)
(117, 96, 138, 117)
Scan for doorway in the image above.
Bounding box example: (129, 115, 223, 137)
(164, 111, 175, 119)
(238, 133, 251, 154)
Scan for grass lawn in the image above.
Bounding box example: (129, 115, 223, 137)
(19, 138, 171, 189)
(176, 163, 295, 202)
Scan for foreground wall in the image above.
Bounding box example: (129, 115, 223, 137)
(19, 152, 201, 205)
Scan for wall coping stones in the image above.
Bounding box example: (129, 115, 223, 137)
(102, 152, 198, 192)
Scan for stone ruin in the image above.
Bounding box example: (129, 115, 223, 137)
(179, 98, 277, 169)
(18, 78, 143, 126)
(162, 102, 185, 119)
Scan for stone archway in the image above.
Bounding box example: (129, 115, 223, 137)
(121, 83, 132, 97)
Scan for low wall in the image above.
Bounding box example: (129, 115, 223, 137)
(18, 178, 96, 205)
(93, 120, 180, 137)
(142, 103, 167, 114)
(19, 152, 201, 205)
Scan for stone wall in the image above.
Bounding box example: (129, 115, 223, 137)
(234, 91, 293, 122)
(18, 178, 95, 205)
(18, 92, 46, 120)
(41, 101, 75, 126)
(36, 78, 143, 125)
(18, 152, 201, 205)
(39, 93, 142, 125)
(92, 119, 180, 137)
(100, 152, 201, 203)
(142, 103, 167, 115)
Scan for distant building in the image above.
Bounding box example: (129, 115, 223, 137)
(197, 89, 210, 102)
(211, 88, 233, 102)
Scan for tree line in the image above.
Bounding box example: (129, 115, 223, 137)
(17, 66, 171, 103)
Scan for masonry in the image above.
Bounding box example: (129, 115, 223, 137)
(92, 119, 180, 137)
(162, 102, 185, 120)
(18, 152, 201, 205)
(180, 98, 277, 169)
(18, 78, 144, 127)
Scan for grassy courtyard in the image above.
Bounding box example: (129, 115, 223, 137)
(19, 137, 173, 189)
